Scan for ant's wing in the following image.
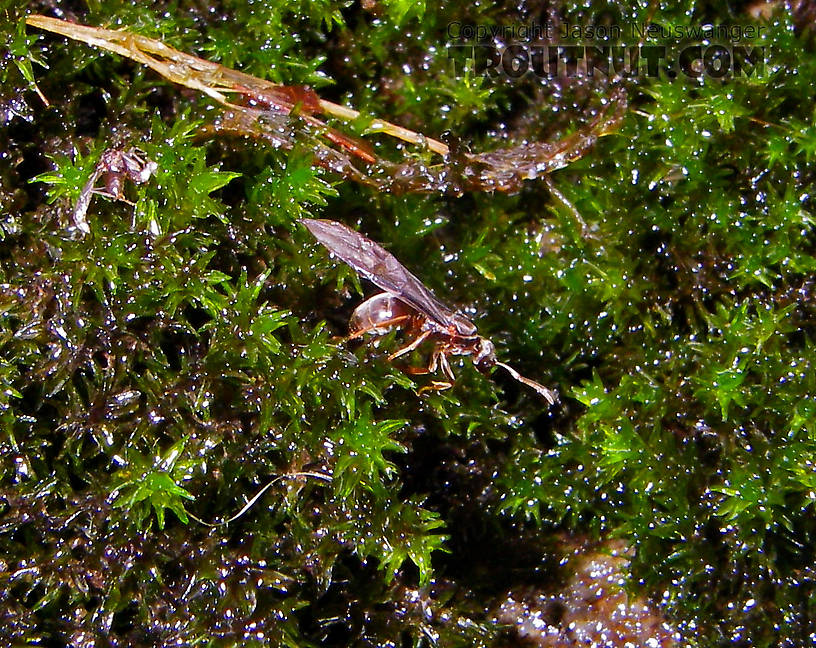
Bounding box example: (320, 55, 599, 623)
(301, 218, 457, 327)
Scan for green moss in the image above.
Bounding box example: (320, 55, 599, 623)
(2, 0, 816, 645)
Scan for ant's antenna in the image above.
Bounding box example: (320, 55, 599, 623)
(495, 361, 559, 405)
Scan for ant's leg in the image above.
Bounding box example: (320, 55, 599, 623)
(404, 365, 430, 375)
(347, 315, 412, 340)
(438, 352, 456, 381)
(398, 348, 441, 375)
(396, 350, 446, 392)
(428, 349, 441, 373)
(417, 381, 453, 395)
(93, 190, 136, 206)
(389, 329, 432, 360)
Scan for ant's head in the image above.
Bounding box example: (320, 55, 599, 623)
(473, 337, 497, 371)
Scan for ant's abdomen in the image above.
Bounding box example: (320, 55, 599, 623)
(350, 293, 415, 336)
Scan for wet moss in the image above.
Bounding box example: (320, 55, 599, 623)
(1, 0, 815, 646)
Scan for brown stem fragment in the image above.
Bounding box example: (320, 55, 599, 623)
(26, 14, 625, 195)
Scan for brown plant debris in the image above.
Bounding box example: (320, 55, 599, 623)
(26, 14, 626, 195)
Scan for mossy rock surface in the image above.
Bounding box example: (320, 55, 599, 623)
(1, 1, 814, 646)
